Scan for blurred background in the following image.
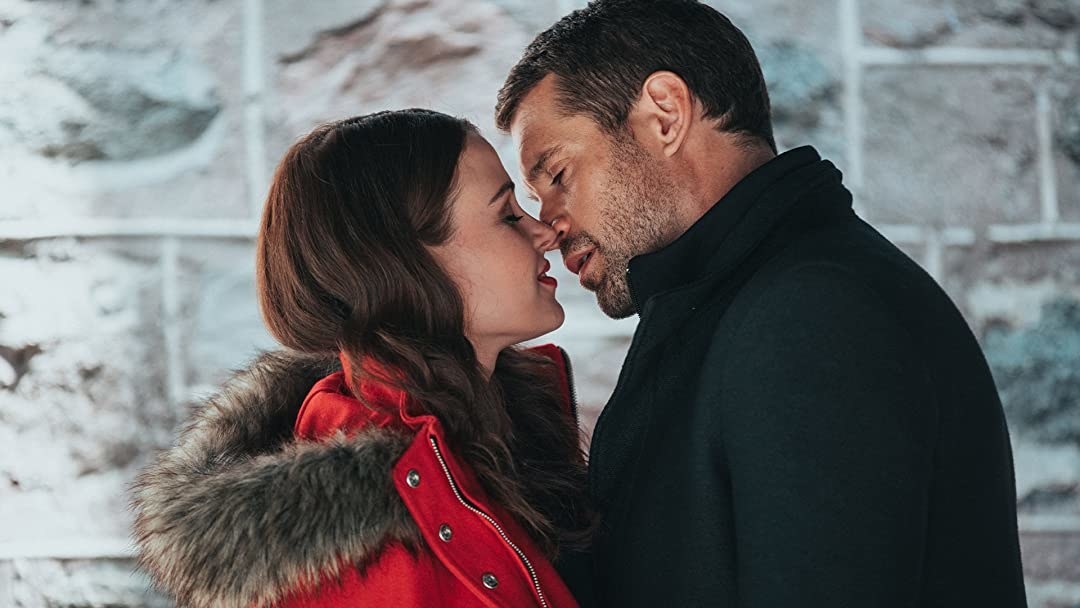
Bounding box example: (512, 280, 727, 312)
(0, 0, 1078, 605)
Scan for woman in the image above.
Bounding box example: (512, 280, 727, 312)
(130, 109, 591, 608)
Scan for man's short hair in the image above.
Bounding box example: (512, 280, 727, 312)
(495, 0, 775, 152)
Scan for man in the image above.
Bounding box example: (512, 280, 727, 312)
(495, 1, 1028, 606)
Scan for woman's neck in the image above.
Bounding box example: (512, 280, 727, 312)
(475, 349, 497, 380)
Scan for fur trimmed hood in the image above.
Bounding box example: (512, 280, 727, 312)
(130, 350, 423, 608)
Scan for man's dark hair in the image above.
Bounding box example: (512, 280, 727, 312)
(495, 0, 775, 152)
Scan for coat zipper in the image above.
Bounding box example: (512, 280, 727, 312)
(557, 346, 580, 425)
(428, 436, 549, 608)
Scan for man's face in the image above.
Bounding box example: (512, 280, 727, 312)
(511, 75, 681, 319)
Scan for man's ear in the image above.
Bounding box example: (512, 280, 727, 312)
(628, 71, 694, 158)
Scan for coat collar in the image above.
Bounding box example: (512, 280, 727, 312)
(335, 350, 439, 429)
(325, 343, 576, 431)
(626, 146, 849, 314)
(621, 146, 853, 354)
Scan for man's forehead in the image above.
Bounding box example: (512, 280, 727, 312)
(511, 77, 565, 150)
(513, 108, 554, 153)
(515, 128, 548, 168)
(513, 118, 576, 183)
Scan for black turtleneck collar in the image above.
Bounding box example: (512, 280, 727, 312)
(625, 146, 847, 313)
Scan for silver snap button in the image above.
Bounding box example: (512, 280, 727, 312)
(438, 523, 453, 542)
(481, 572, 498, 589)
(406, 470, 421, 488)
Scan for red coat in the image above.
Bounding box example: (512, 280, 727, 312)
(282, 343, 581, 608)
(131, 344, 581, 608)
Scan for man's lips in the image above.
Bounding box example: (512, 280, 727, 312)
(565, 248, 596, 275)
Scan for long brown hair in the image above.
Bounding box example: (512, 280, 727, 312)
(256, 109, 588, 557)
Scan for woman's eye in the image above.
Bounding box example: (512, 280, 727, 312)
(503, 213, 525, 224)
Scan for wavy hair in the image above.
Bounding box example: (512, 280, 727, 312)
(256, 109, 588, 557)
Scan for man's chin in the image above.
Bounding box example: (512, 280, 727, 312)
(584, 270, 635, 318)
(598, 301, 636, 320)
(595, 286, 635, 319)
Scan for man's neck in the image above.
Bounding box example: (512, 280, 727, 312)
(678, 137, 776, 233)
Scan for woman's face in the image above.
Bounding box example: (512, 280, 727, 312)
(430, 133, 564, 360)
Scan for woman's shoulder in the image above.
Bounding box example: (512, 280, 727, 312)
(130, 349, 422, 608)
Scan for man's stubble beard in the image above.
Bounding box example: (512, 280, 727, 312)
(585, 137, 681, 319)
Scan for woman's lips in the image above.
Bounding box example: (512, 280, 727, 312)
(538, 259, 557, 288)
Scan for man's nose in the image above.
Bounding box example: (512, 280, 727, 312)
(547, 215, 570, 244)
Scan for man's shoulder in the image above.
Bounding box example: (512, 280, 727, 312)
(724, 219, 933, 320)
(695, 253, 924, 375)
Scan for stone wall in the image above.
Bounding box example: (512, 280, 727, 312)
(0, 0, 1077, 605)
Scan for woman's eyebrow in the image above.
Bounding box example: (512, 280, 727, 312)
(488, 180, 515, 205)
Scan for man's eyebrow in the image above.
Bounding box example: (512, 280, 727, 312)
(488, 180, 515, 205)
(527, 145, 564, 183)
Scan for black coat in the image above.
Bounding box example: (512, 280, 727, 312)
(584, 147, 1027, 607)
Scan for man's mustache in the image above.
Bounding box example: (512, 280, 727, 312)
(559, 232, 600, 260)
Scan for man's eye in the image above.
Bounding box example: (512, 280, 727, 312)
(551, 170, 565, 187)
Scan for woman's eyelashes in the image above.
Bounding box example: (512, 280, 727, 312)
(502, 200, 525, 225)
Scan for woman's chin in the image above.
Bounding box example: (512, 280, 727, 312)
(547, 302, 566, 332)
(521, 307, 566, 343)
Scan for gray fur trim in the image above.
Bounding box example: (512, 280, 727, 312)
(130, 349, 422, 608)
